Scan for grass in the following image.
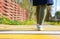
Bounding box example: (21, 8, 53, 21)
(45, 21, 60, 26)
(1, 16, 60, 25)
(0, 16, 36, 25)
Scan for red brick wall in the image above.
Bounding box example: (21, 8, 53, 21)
(0, 0, 28, 21)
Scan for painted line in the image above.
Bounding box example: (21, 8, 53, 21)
(0, 31, 60, 35)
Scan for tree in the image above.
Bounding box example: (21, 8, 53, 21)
(55, 11, 60, 17)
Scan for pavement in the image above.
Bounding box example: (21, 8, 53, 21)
(0, 24, 60, 31)
(43, 25, 60, 31)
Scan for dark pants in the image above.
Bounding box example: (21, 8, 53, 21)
(36, 5, 48, 25)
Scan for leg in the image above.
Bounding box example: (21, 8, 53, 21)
(45, 6, 52, 21)
(36, 5, 47, 30)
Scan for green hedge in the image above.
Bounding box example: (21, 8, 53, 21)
(45, 21, 60, 26)
(0, 17, 36, 25)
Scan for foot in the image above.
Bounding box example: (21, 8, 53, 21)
(37, 25, 43, 31)
(39, 25, 43, 30)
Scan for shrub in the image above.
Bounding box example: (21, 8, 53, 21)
(0, 16, 36, 25)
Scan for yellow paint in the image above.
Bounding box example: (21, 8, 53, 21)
(0, 34, 60, 39)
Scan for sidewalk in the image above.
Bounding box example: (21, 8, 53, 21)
(43, 25, 60, 31)
(0, 24, 60, 31)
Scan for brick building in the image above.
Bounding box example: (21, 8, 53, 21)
(0, 0, 28, 21)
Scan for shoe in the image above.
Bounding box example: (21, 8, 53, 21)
(37, 25, 43, 31)
(39, 25, 43, 30)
